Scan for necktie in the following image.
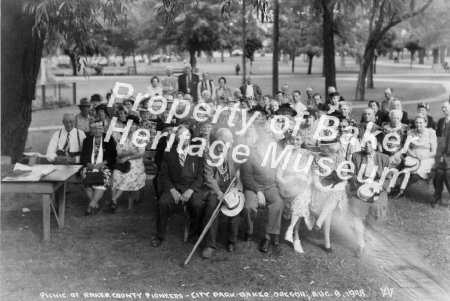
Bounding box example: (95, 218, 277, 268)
(179, 151, 186, 167)
(365, 155, 375, 178)
(63, 133, 70, 152)
(222, 158, 230, 182)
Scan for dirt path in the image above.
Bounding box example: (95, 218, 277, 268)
(364, 228, 449, 300)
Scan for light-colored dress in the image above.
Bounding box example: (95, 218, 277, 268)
(112, 137, 146, 191)
(310, 152, 348, 216)
(277, 148, 314, 229)
(380, 123, 409, 166)
(407, 128, 437, 179)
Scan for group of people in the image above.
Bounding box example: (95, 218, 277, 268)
(45, 65, 450, 260)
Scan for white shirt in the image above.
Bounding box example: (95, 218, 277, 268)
(46, 128, 86, 163)
(294, 102, 307, 114)
(147, 85, 163, 97)
(246, 84, 254, 99)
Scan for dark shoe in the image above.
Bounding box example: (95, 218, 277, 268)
(322, 246, 333, 254)
(259, 239, 270, 253)
(431, 198, 440, 208)
(85, 206, 99, 216)
(227, 243, 236, 252)
(354, 247, 364, 258)
(244, 233, 253, 242)
(272, 235, 280, 246)
(313, 224, 321, 231)
(110, 203, 117, 213)
(393, 191, 404, 199)
(201, 247, 215, 259)
(151, 237, 163, 247)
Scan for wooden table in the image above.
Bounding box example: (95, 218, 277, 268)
(1, 164, 81, 242)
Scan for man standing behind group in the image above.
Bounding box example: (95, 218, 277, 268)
(75, 98, 94, 136)
(178, 64, 200, 102)
(161, 66, 178, 95)
(46, 113, 86, 164)
(240, 74, 262, 103)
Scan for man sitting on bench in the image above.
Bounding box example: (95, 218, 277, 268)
(46, 113, 86, 165)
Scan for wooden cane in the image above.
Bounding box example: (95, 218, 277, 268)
(183, 177, 236, 266)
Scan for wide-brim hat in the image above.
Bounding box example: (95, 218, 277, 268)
(357, 183, 381, 202)
(318, 137, 340, 145)
(403, 156, 420, 172)
(221, 189, 245, 217)
(78, 98, 91, 107)
(248, 106, 268, 116)
(275, 106, 297, 117)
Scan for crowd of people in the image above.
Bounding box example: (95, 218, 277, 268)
(45, 63, 450, 259)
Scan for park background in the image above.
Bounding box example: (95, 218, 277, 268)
(2, 0, 450, 300)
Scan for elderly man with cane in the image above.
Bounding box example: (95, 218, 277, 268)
(152, 126, 205, 247)
(201, 128, 244, 259)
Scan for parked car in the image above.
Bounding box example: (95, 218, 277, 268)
(232, 49, 243, 56)
(151, 54, 172, 62)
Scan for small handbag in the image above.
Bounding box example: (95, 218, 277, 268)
(83, 171, 104, 186)
(114, 161, 131, 173)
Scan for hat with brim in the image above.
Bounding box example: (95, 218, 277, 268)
(275, 106, 297, 117)
(403, 156, 420, 172)
(318, 137, 340, 145)
(221, 189, 245, 217)
(357, 183, 381, 202)
(248, 106, 268, 116)
(78, 98, 91, 107)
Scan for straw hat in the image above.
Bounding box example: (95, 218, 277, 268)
(221, 188, 245, 217)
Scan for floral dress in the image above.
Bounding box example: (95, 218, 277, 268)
(407, 128, 437, 179)
(380, 123, 410, 166)
(277, 148, 315, 230)
(112, 137, 146, 191)
(310, 152, 348, 217)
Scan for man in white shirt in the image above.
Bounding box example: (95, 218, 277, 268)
(239, 74, 262, 102)
(292, 90, 307, 114)
(161, 66, 178, 95)
(46, 113, 86, 164)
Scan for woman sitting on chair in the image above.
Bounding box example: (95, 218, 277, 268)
(80, 120, 117, 215)
(392, 114, 437, 199)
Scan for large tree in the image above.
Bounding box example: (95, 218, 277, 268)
(354, 0, 433, 101)
(1, 0, 126, 163)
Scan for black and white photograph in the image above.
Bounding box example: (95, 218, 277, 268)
(1, 0, 450, 300)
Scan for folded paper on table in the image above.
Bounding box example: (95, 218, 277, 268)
(23, 152, 47, 158)
(2, 163, 56, 182)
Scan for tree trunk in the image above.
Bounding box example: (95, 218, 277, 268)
(389, 50, 393, 60)
(291, 55, 295, 73)
(321, 0, 337, 96)
(340, 51, 345, 68)
(432, 47, 439, 64)
(409, 51, 415, 68)
(355, 43, 375, 101)
(69, 53, 77, 76)
(2, 0, 45, 163)
(307, 54, 314, 75)
(221, 48, 224, 63)
(241, 0, 246, 85)
(367, 57, 374, 89)
(132, 49, 137, 75)
(418, 48, 425, 64)
(189, 48, 197, 69)
(439, 45, 446, 64)
(272, 0, 279, 96)
(373, 56, 377, 74)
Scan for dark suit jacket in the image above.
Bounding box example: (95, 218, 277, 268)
(436, 117, 448, 137)
(158, 143, 204, 193)
(351, 151, 390, 190)
(239, 84, 262, 101)
(357, 122, 381, 139)
(80, 135, 117, 170)
(204, 150, 243, 196)
(241, 145, 277, 192)
(178, 73, 200, 101)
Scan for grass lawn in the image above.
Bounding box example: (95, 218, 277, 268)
(1, 177, 449, 300)
(3, 56, 450, 301)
